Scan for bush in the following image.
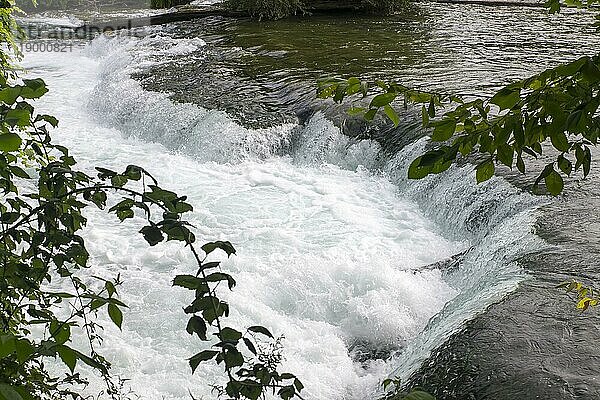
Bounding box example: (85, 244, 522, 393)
(223, 0, 409, 20)
(223, 0, 304, 19)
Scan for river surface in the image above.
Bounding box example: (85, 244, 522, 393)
(18, 3, 600, 399)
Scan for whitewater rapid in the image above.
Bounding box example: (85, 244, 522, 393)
(22, 29, 544, 400)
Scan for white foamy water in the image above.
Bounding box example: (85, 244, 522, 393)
(22, 40, 464, 399)
(21, 30, 544, 400)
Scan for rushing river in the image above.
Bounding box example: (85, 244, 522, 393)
(18, 3, 600, 399)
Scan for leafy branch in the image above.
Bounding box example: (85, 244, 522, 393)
(0, 4, 304, 400)
(318, 54, 600, 196)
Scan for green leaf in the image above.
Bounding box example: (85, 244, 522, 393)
(550, 130, 569, 152)
(202, 241, 236, 257)
(0, 87, 21, 105)
(347, 107, 366, 116)
(108, 304, 123, 329)
(205, 272, 236, 290)
(582, 59, 600, 83)
(95, 167, 117, 179)
(202, 300, 228, 324)
(218, 327, 242, 342)
(428, 99, 436, 118)
(104, 281, 117, 297)
(545, 170, 564, 196)
(140, 225, 164, 246)
(223, 348, 244, 368)
(57, 345, 78, 373)
(10, 166, 30, 179)
(364, 109, 377, 121)
(516, 153, 525, 174)
(277, 385, 296, 400)
(189, 350, 219, 373)
(243, 337, 257, 355)
(111, 175, 128, 187)
(173, 275, 205, 290)
(21, 78, 48, 98)
(408, 156, 432, 180)
(403, 390, 436, 400)
(0, 384, 23, 400)
(583, 146, 592, 177)
(0, 335, 16, 358)
(490, 88, 521, 110)
(36, 114, 59, 128)
(248, 325, 273, 338)
(294, 378, 304, 392)
(15, 340, 34, 364)
(184, 297, 216, 314)
(0, 134, 21, 152)
(430, 119, 457, 142)
(124, 165, 142, 181)
(186, 316, 207, 340)
(557, 155, 572, 176)
(49, 320, 70, 345)
(476, 160, 495, 183)
(496, 144, 514, 168)
(116, 209, 134, 222)
(383, 104, 400, 127)
(75, 350, 108, 374)
(5, 109, 31, 127)
(421, 105, 429, 127)
(370, 93, 396, 108)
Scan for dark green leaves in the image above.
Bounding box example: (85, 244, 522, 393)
(408, 147, 456, 180)
(383, 104, 400, 127)
(403, 390, 436, 400)
(108, 304, 123, 329)
(56, 345, 78, 373)
(186, 316, 207, 340)
(202, 241, 236, 257)
(0, 134, 21, 151)
(544, 169, 564, 196)
(490, 87, 521, 110)
(550, 130, 569, 152)
(370, 93, 396, 108)
(205, 272, 236, 290)
(324, 55, 600, 195)
(430, 118, 457, 142)
(535, 163, 564, 196)
(476, 160, 495, 183)
(49, 321, 70, 345)
(189, 350, 219, 373)
(0, 383, 23, 400)
(21, 79, 48, 99)
(173, 275, 206, 290)
(140, 225, 164, 246)
(5, 109, 31, 127)
(248, 326, 274, 339)
(558, 154, 572, 176)
(496, 144, 514, 167)
(222, 348, 244, 368)
(0, 87, 21, 105)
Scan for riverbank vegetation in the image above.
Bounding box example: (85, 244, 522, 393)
(221, 0, 410, 20)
